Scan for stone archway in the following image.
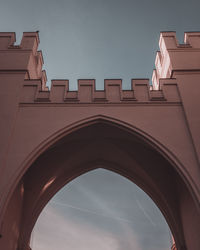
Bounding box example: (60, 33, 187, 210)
(0, 31, 200, 250)
(8, 119, 197, 250)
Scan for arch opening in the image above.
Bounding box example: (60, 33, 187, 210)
(2, 119, 199, 250)
(31, 168, 172, 250)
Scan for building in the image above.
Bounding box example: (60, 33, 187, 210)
(0, 31, 200, 250)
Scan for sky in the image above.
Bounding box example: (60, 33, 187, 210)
(31, 169, 171, 250)
(1, 0, 200, 89)
(1, 0, 200, 249)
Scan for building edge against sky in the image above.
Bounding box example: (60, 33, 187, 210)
(1, 31, 200, 90)
(0, 31, 200, 250)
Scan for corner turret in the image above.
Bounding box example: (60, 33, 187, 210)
(0, 31, 47, 90)
(152, 31, 200, 89)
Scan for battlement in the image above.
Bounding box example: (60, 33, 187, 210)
(152, 31, 200, 89)
(0, 31, 199, 102)
(0, 32, 45, 84)
(0, 32, 40, 50)
(20, 78, 180, 104)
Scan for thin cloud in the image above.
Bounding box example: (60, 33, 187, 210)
(136, 199, 156, 227)
(31, 204, 142, 250)
(50, 200, 134, 224)
(31, 169, 171, 250)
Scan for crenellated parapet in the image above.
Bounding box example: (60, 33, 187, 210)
(0, 32, 47, 88)
(152, 31, 200, 89)
(20, 78, 180, 104)
(1, 31, 195, 104)
(1, 31, 200, 250)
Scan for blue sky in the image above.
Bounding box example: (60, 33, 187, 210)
(1, 0, 200, 89)
(1, 0, 200, 249)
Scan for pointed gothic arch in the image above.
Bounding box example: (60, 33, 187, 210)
(1, 31, 200, 250)
(3, 116, 196, 250)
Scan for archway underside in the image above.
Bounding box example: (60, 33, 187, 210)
(5, 121, 200, 250)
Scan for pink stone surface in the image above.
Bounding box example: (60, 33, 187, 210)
(0, 31, 200, 250)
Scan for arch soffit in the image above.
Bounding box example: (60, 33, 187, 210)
(23, 160, 184, 250)
(3, 114, 196, 250)
(2, 114, 199, 232)
(30, 160, 178, 232)
(18, 114, 196, 195)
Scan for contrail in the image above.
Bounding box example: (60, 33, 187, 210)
(136, 199, 156, 226)
(50, 200, 133, 224)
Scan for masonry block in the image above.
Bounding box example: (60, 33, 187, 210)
(160, 79, 180, 102)
(20, 80, 41, 103)
(78, 80, 95, 102)
(184, 32, 200, 48)
(0, 32, 16, 49)
(50, 80, 69, 102)
(105, 79, 122, 102)
(20, 32, 40, 53)
(132, 79, 149, 102)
